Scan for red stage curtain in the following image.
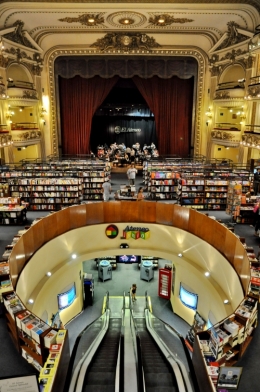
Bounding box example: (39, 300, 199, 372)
(133, 75, 194, 157)
(59, 75, 119, 155)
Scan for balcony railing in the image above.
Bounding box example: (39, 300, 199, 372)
(7, 80, 34, 89)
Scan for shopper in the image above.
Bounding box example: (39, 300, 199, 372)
(127, 163, 138, 185)
(102, 178, 112, 201)
(137, 187, 145, 201)
(130, 283, 137, 302)
(254, 168, 260, 195)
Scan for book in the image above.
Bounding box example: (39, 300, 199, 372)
(217, 366, 243, 389)
(44, 330, 58, 348)
(56, 329, 66, 343)
(50, 343, 62, 352)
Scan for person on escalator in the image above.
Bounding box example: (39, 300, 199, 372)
(130, 283, 137, 302)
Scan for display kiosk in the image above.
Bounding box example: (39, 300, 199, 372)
(98, 260, 112, 282)
(140, 260, 154, 282)
(83, 273, 94, 307)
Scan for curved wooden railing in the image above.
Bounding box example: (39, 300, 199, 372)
(9, 201, 250, 294)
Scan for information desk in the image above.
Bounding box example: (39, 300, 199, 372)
(0, 206, 27, 225)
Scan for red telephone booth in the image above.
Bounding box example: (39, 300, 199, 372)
(158, 268, 172, 299)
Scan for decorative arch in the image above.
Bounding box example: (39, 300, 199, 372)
(46, 48, 207, 157)
(219, 63, 245, 84)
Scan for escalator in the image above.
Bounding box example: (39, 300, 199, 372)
(82, 318, 121, 392)
(135, 317, 179, 391)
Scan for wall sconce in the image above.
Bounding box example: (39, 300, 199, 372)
(205, 108, 212, 118)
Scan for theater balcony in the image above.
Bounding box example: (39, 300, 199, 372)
(244, 76, 260, 100)
(213, 81, 245, 107)
(11, 122, 41, 147)
(241, 125, 260, 149)
(248, 33, 260, 54)
(7, 79, 38, 107)
(0, 125, 13, 147)
(211, 125, 241, 147)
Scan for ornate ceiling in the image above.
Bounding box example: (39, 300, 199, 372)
(0, 0, 258, 55)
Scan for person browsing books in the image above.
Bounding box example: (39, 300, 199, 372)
(127, 163, 137, 185)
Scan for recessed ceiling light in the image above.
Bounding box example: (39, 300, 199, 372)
(205, 271, 210, 277)
(46, 271, 52, 277)
(178, 253, 183, 258)
(72, 254, 77, 259)
(28, 298, 34, 304)
(224, 299, 229, 304)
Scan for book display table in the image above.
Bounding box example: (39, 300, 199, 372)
(0, 205, 27, 225)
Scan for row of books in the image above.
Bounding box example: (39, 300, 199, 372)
(38, 331, 67, 392)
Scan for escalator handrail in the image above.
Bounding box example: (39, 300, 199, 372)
(68, 309, 110, 392)
(145, 309, 187, 392)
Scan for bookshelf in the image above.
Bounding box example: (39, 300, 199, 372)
(225, 182, 242, 222)
(0, 197, 27, 224)
(194, 294, 258, 391)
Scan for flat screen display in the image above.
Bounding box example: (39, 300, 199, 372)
(116, 255, 141, 263)
(179, 283, 198, 310)
(57, 283, 76, 310)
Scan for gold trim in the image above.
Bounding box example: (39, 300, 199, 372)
(47, 48, 206, 157)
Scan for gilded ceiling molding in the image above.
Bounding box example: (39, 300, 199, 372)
(90, 33, 160, 52)
(106, 12, 146, 28)
(4, 20, 35, 49)
(47, 48, 206, 157)
(58, 13, 105, 26)
(3, 0, 260, 12)
(217, 22, 249, 50)
(148, 13, 193, 26)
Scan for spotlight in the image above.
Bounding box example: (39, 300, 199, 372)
(28, 298, 34, 304)
(205, 271, 210, 277)
(178, 253, 183, 258)
(224, 299, 229, 304)
(46, 271, 52, 277)
(72, 254, 77, 259)
(120, 243, 129, 249)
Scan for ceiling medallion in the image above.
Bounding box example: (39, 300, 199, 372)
(107, 11, 146, 28)
(149, 14, 194, 26)
(90, 33, 161, 52)
(59, 13, 104, 26)
(118, 17, 135, 26)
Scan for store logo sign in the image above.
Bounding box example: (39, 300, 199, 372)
(123, 225, 150, 240)
(114, 126, 141, 134)
(105, 224, 119, 239)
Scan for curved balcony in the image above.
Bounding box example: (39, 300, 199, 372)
(245, 76, 260, 100)
(211, 126, 241, 147)
(213, 81, 245, 107)
(240, 125, 260, 149)
(7, 80, 38, 107)
(11, 123, 41, 147)
(0, 131, 12, 148)
(249, 33, 260, 54)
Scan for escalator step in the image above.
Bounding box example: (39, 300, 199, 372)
(85, 372, 115, 385)
(145, 387, 177, 392)
(145, 373, 176, 386)
(83, 386, 115, 392)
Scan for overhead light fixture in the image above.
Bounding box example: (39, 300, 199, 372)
(204, 271, 210, 277)
(72, 254, 77, 259)
(28, 298, 34, 304)
(120, 243, 129, 249)
(178, 253, 183, 258)
(46, 271, 52, 277)
(223, 299, 229, 304)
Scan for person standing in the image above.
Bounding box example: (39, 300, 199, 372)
(102, 178, 112, 201)
(130, 283, 137, 302)
(254, 168, 260, 195)
(127, 163, 137, 185)
(136, 187, 145, 201)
